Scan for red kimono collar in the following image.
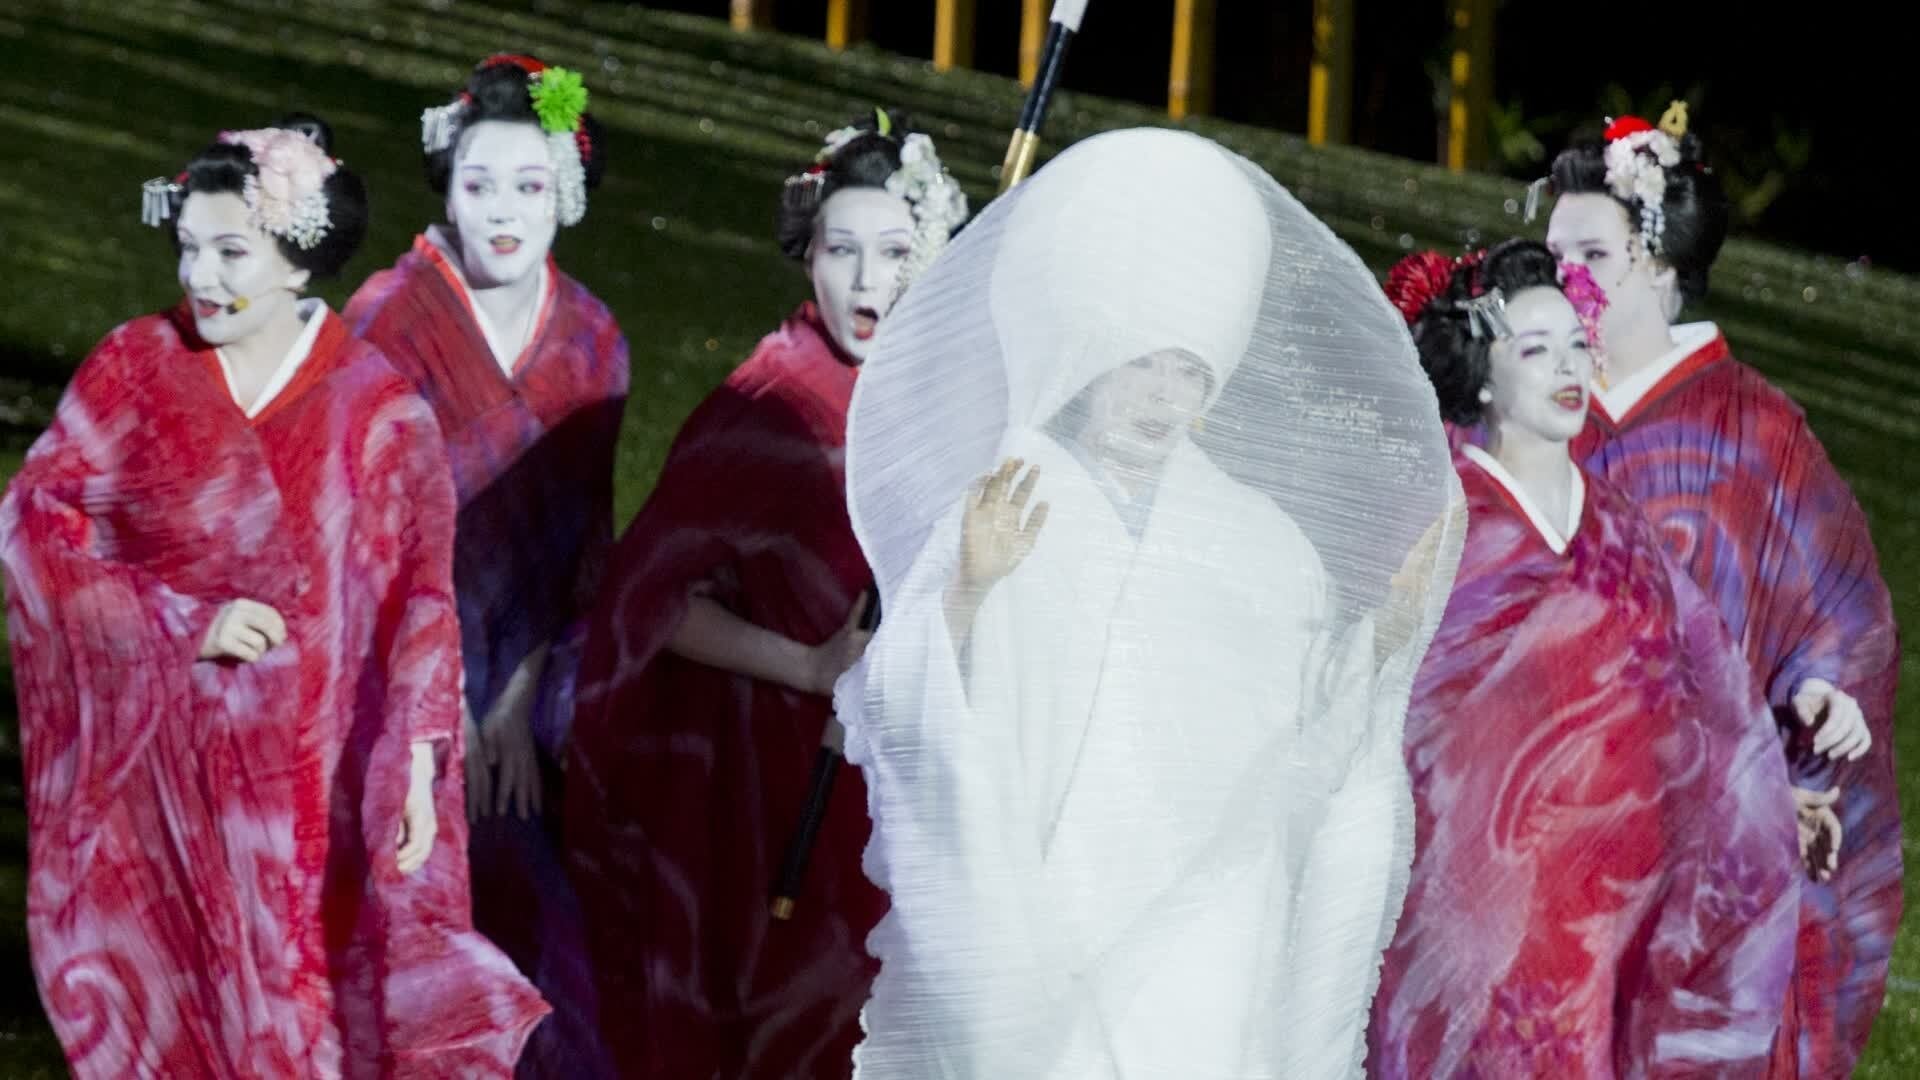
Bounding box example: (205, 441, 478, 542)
(412, 232, 560, 378)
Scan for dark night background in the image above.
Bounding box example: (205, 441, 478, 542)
(647, 0, 1920, 273)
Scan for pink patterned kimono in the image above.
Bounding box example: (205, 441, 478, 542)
(1367, 449, 1801, 1078)
(1, 306, 549, 1077)
(1573, 326, 1902, 1076)
(347, 234, 628, 1077)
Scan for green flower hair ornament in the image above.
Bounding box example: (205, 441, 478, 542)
(530, 67, 589, 134)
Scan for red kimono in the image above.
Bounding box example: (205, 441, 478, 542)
(0, 307, 549, 1078)
(566, 303, 882, 1078)
(1573, 326, 1902, 1077)
(1368, 450, 1801, 1078)
(346, 235, 628, 1077)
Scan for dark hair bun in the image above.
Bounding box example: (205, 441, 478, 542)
(1408, 238, 1561, 425)
(776, 107, 916, 260)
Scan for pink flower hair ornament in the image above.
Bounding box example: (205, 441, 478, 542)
(1557, 259, 1610, 379)
(139, 127, 340, 249)
(217, 128, 339, 250)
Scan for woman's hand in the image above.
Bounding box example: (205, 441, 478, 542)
(808, 593, 877, 696)
(397, 741, 439, 874)
(957, 458, 1048, 594)
(199, 599, 287, 662)
(1793, 784, 1842, 883)
(1792, 678, 1871, 761)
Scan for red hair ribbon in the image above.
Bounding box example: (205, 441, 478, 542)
(1604, 115, 1654, 142)
(480, 53, 547, 76)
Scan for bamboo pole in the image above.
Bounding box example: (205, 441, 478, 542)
(1168, 0, 1215, 120)
(1018, 0, 1047, 87)
(728, 0, 772, 32)
(934, 0, 976, 72)
(1307, 0, 1354, 146)
(1445, 0, 1495, 172)
(825, 0, 868, 50)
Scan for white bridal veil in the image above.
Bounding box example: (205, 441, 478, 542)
(836, 127, 1464, 1078)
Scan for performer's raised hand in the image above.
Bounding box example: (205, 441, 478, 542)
(397, 740, 439, 874)
(958, 457, 1049, 594)
(199, 598, 287, 662)
(1794, 784, 1842, 882)
(1793, 678, 1871, 760)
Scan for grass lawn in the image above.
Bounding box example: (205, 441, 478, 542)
(0, 0, 1915, 1073)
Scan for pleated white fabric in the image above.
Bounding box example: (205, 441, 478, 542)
(836, 127, 1465, 1079)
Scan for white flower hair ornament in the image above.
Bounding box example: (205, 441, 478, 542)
(420, 58, 594, 227)
(885, 132, 969, 306)
(139, 126, 340, 250)
(1599, 102, 1689, 257)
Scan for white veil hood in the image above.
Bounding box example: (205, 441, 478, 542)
(839, 128, 1465, 1078)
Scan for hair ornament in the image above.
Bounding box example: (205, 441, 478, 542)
(1601, 104, 1685, 256)
(140, 173, 185, 227)
(529, 66, 589, 135)
(189, 128, 340, 249)
(421, 92, 470, 154)
(1461, 289, 1512, 340)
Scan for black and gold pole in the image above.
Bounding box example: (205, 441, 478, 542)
(770, 588, 881, 921)
(998, 0, 1089, 193)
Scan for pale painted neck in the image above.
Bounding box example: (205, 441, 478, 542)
(1599, 312, 1678, 388)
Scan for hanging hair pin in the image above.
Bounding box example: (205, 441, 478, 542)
(1463, 289, 1512, 340)
(1522, 176, 1549, 224)
(421, 96, 468, 154)
(140, 176, 182, 227)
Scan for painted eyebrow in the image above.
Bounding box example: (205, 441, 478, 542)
(177, 232, 250, 244)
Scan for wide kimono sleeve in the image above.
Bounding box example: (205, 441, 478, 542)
(1619, 563, 1801, 1076)
(539, 312, 630, 756)
(360, 388, 464, 750)
(1754, 414, 1899, 789)
(0, 366, 219, 851)
(837, 510, 1088, 1079)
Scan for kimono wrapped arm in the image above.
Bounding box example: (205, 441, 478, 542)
(0, 405, 219, 853)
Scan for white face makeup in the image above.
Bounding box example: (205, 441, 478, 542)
(1073, 349, 1215, 474)
(1482, 285, 1594, 446)
(176, 190, 309, 347)
(446, 120, 558, 289)
(1547, 192, 1676, 342)
(807, 186, 915, 363)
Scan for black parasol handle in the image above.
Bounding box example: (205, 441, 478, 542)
(770, 587, 881, 920)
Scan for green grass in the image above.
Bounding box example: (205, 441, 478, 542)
(0, 0, 1915, 1073)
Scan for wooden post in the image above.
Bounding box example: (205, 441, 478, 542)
(825, 0, 868, 50)
(1018, 0, 1047, 87)
(1168, 0, 1215, 119)
(934, 0, 976, 71)
(1445, 0, 1495, 172)
(729, 0, 772, 32)
(1307, 0, 1354, 146)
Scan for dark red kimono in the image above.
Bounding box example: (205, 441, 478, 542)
(1573, 327, 1901, 1077)
(0, 307, 549, 1077)
(566, 303, 882, 1078)
(347, 234, 629, 1078)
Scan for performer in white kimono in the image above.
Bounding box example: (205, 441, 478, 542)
(835, 127, 1463, 1078)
